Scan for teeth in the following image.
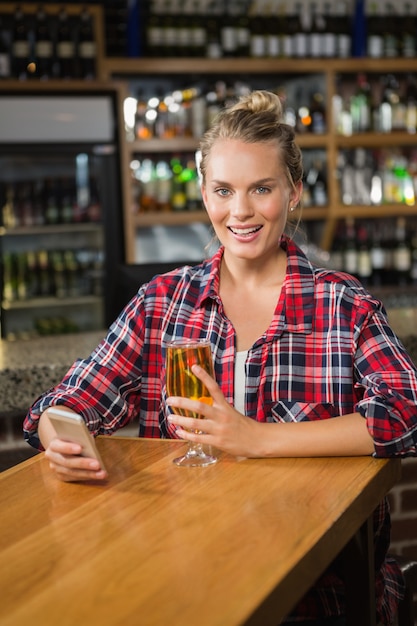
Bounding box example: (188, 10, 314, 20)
(229, 226, 260, 235)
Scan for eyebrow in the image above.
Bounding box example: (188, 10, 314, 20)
(210, 177, 277, 186)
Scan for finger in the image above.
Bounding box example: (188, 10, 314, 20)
(50, 462, 108, 482)
(190, 364, 223, 398)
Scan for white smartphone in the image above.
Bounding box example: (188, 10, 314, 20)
(47, 407, 106, 471)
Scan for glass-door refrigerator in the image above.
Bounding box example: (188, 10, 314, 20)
(0, 86, 125, 340)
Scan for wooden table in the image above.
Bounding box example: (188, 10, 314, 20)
(0, 438, 401, 626)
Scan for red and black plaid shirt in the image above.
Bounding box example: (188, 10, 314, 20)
(25, 236, 417, 623)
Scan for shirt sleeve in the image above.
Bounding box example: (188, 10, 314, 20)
(353, 303, 417, 457)
(23, 292, 146, 450)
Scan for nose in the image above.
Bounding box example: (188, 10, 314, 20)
(229, 192, 254, 220)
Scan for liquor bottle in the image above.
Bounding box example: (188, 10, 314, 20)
(401, 2, 417, 58)
(393, 217, 411, 286)
(221, 0, 239, 58)
(309, 92, 326, 134)
(34, 6, 54, 79)
(370, 223, 386, 287)
(383, 2, 400, 58)
(56, 8, 76, 79)
(405, 74, 417, 135)
(351, 0, 367, 58)
(356, 224, 372, 287)
(44, 179, 60, 225)
(236, 0, 250, 57)
(77, 8, 96, 79)
(366, 2, 384, 59)
(146, 0, 164, 57)
(292, 1, 309, 58)
(334, 0, 351, 58)
(309, 2, 325, 58)
(249, 0, 267, 58)
(350, 73, 371, 133)
(155, 159, 173, 212)
(190, 0, 207, 57)
(11, 6, 30, 79)
(281, 2, 295, 58)
(183, 159, 201, 210)
(170, 157, 187, 211)
(135, 90, 153, 140)
(0, 19, 11, 78)
(206, 1, 222, 59)
(322, 2, 337, 58)
(176, 0, 192, 57)
(3, 252, 16, 302)
(343, 218, 359, 278)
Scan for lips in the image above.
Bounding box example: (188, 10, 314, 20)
(228, 225, 262, 236)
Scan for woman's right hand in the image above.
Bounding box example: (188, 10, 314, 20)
(39, 408, 107, 482)
(45, 437, 108, 482)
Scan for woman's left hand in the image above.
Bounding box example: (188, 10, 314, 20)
(167, 364, 261, 457)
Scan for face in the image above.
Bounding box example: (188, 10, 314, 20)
(201, 139, 300, 264)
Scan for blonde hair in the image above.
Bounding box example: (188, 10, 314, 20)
(199, 90, 303, 198)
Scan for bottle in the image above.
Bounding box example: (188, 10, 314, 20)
(401, 2, 417, 58)
(56, 8, 76, 79)
(221, 0, 239, 58)
(146, 0, 164, 57)
(383, 2, 400, 58)
(11, 6, 30, 79)
(206, 1, 222, 59)
(322, 2, 337, 58)
(366, 2, 384, 59)
(334, 1, 351, 58)
(0, 19, 11, 78)
(34, 5, 54, 79)
(309, 92, 326, 134)
(236, 1, 251, 57)
(343, 218, 359, 278)
(190, 0, 207, 57)
(405, 74, 417, 135)
(170, 157, 187, 211)
(249, 0, 267, 58)
(351, 0, 367, 58)
(356, 224, 372, 286)
(292, 1, 309, 58)
(77, 8, 96, 79)
(393, 217, 411, 286)
(350, 74, 371, 133)
(370, 223, 386, 287)
(265, 1, 281, 58)
(309, 2, 325, 58)
(155, 159, 173, 212)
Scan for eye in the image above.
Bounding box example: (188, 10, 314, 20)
(255, 186, 270, 194)
(215, 187, 231, 197)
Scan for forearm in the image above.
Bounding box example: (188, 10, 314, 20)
(258, 412, 375, 458)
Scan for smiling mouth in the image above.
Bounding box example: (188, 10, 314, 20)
(228, 226, 262, 236)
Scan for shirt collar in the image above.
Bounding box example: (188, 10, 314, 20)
(196, 237, 315, 334)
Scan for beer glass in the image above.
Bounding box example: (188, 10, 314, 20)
(166, 339, 217, 467)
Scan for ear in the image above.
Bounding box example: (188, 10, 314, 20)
(290, 181, 303, 208)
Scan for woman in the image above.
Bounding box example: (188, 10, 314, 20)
(24, 91, 417, 625)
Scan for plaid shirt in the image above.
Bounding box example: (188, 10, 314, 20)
(24, 236, 417, 623)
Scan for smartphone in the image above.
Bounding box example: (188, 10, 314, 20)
(47, 407, 106, 471)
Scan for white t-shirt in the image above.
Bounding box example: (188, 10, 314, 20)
(234, 350, 248, 414)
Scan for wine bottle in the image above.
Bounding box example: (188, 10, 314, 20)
(401, 1, 417, 58)
(11, 6, 30, 79)
(77, 8, 96, 79)
(367, 1, 384, 59)
(0, 19, 11, 78)
(322, 2, 337, 58)
(56, 8, 76, 79)
(393, 217, 411, 286)
(34, 5, 54, 79)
